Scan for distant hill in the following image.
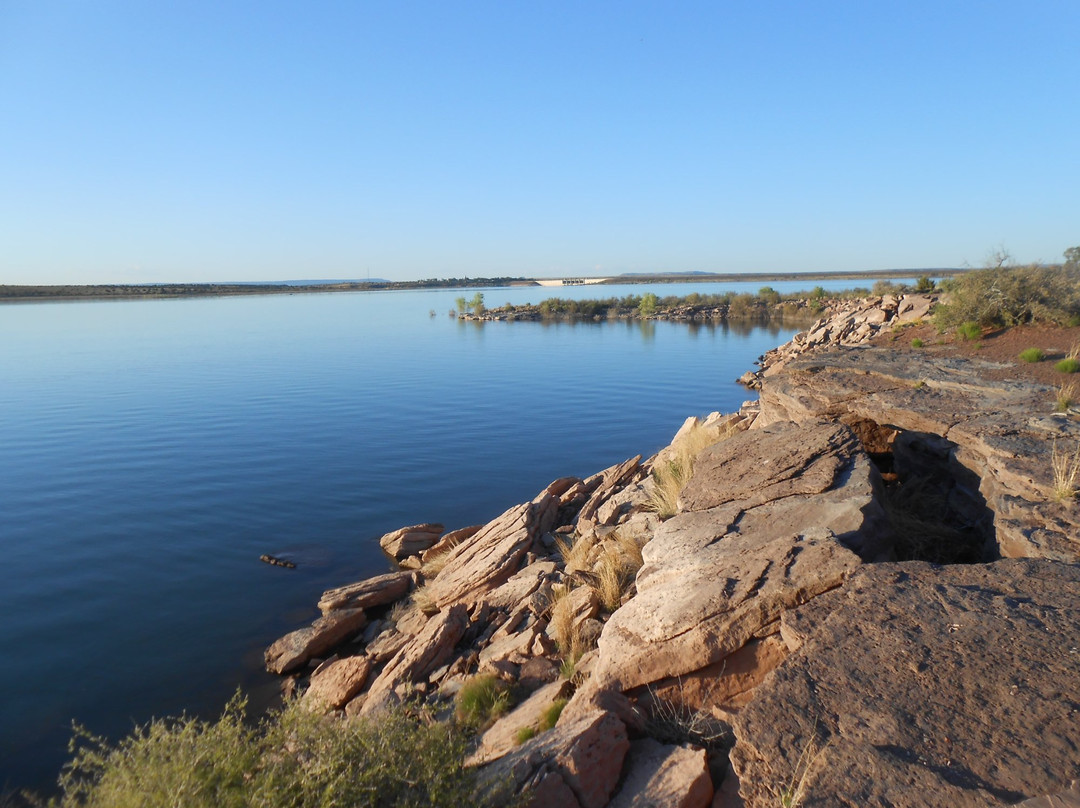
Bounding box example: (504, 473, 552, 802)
(229, 278, 391, 286)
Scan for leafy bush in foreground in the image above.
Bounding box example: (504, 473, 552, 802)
(42, 695, 478, 808)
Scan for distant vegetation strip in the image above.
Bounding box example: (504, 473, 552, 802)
(0, 278, 535, 301)
(454, 277, 941, 323)
(0, 269, 970, 302)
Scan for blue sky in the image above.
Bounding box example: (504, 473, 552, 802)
(1, 1, 1078, 284)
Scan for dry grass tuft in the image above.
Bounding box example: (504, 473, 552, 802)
(547, 584, 578, 657)
(1057, 381, 1078, 413)
(638, 683, 731, 750)
(594, 551, 626, 613)
(1051, 439, 1080, 501)
(411, 584, 440, 616)
(646, 420, 738, 519)
(548, 584, 591, 678)
(554, 532, 595, 569)
(589, 532, 647, 612)
(772, 731, 829, 808)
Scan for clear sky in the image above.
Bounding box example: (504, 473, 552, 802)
(1, 1, 1078, 284)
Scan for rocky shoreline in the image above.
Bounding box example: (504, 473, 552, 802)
(264, 296, 1080, 807)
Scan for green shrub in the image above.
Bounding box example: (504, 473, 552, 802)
(539, 699, 568, 731)
(910, 338, 925, 348)
(455, 675, 510, 728)
(47, 695, 479, 808)
(933, 262, 1080, 329)
(637, 292, 658, 318)
(1055, 358, 1080, 374)
(1019, 347, 1046, 363)
(956, 321, 981, 341)
(514, 727, 536, 745)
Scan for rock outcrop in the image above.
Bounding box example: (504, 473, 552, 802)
(729, 559, 1080, 807)
(755, 346, 1080, 561)
(261, 292, 1080, 807)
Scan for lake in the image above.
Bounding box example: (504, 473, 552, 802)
(0, 279, 887, 793)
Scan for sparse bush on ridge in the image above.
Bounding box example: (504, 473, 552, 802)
(39, 694, 480, 808)
(933, 254, 1080, 330)
(956, 321, 981, 341)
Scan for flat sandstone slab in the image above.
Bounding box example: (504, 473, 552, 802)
(730, 559, 1080, 808)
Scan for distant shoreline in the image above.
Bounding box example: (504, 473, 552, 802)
(0, 268, 964, 302)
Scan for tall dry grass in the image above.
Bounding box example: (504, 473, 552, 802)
(1052, 439, 1080, 501)
(646, 420, 738, 519)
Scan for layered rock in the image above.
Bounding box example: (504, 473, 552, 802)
(425, 488, 562, 610)
(378, 522, 445, 560)
(729, 559, 1080, 807)
(260, 305, 1080, 807)
(475, 710, 630, 808)
(317, 570, 414, 613)
(264, 608, 368, 675)
(755, 346, 1080, 561)
(592, 420, 882, 700)
(741, 294, 936, 386)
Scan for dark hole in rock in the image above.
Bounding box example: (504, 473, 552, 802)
(844, 417, 995, 564)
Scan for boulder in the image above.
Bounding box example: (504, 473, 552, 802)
(607, 738, 713, 808)
(729, 559, 1080, 807)
(466, 679, 574, 766)
(264, 608, 368, 674)
(482, 561, 558, 611)
(897, 293, 933, 322)
(476, 710, 629, 808)
(420, 524, 483, 563)
(301, 655, 372, 711)
(426, 487, 560, 610)
(378, 523, 444, 560)
(593, 421, 885, 697)
(317, 570, 414, 614)
(756, 347, 1080, 561)
(359, 603, 468, 714)
(576, 456, 645, 535)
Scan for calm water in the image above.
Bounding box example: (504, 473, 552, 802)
(0, 279, 876, 792)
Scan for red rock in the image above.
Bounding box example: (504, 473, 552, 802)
(264, 608, 368, 675)
(378, 522, 444, 560)
(359, 603, 468, 714)
(730, 560, 1080, 807)
(476, 710, 629, 808)
(301, 655, 372, 712)
(608, 738, 713, 808)
(317, 570, 413, 614)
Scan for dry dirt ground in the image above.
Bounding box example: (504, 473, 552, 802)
(870, 321, 1080, 390)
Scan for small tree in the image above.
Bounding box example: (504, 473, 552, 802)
(469, 292, 485, 316)
(638, 292, 658, 318)
(758, 286, 781, 305)
(915, 275, 936, 293)
(454, 296, 467, 315)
